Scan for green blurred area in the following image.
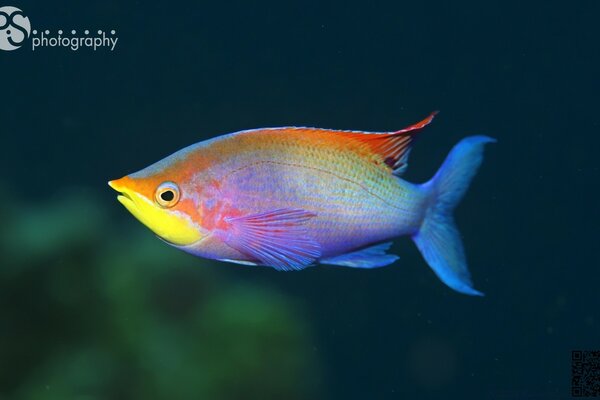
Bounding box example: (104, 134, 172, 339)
(0, 188, 322, 400)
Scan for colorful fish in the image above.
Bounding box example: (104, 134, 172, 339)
(109, 113, 494, 295)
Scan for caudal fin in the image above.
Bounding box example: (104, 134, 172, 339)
(412, 136, 495, 296)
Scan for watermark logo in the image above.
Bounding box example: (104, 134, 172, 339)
(0, 6, 31, 51)
(32, 29, 118, 51)
(0, 6, 118, 52)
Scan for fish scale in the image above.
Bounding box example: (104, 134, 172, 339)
(109, 113, 494, 295)
(191, 128, 427, 257)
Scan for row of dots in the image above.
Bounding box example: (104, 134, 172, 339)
(32, 29, 117, 35)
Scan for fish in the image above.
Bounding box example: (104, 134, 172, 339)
(109, 112, 495, 296)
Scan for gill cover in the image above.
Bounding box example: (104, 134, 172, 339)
(108, 177, 202, 246)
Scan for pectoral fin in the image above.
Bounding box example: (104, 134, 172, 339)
(222, 208, 321, 271)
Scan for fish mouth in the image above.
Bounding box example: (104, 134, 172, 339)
(108, 180, 137, 209)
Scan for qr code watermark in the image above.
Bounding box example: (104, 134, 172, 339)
(572, 350, 600, 397)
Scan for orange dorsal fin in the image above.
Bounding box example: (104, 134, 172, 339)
(339, 111, 437, 175)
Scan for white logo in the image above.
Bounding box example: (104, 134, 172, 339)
(0, 6, 118, 52)
(32, 29, 118, 51)
(0, 6, 31, 51)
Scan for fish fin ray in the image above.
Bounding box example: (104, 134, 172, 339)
(336, 111, 437, 176)
(218, 258, 259, 266)
(320, 242, 399, 268)
(412, 135, 495, 296)
(223, 208, 321, 271)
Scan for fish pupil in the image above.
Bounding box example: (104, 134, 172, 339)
(160, 190, 175, 202)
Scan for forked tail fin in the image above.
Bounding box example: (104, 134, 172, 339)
(412, 136, 495, 296)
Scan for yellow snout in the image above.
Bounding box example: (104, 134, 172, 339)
(108, 178, 202, 246)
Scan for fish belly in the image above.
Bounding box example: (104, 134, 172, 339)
(217, 154, 427, 257)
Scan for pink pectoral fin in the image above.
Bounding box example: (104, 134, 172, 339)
(222, 208, 321, 271)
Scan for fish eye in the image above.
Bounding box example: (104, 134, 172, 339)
(155, 182, 180, 208)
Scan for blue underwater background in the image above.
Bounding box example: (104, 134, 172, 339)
(1, 1, 598, 399)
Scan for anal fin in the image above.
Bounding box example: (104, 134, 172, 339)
(320, 242, 399, 269)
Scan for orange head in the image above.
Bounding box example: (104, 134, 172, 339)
(108, 148, 207, 245)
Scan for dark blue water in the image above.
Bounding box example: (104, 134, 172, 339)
(1, 1, 598, 399)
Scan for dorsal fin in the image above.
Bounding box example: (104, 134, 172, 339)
(339, 111, 438, 175)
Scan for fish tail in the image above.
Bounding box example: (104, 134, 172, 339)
(412, 135, 495, 296)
